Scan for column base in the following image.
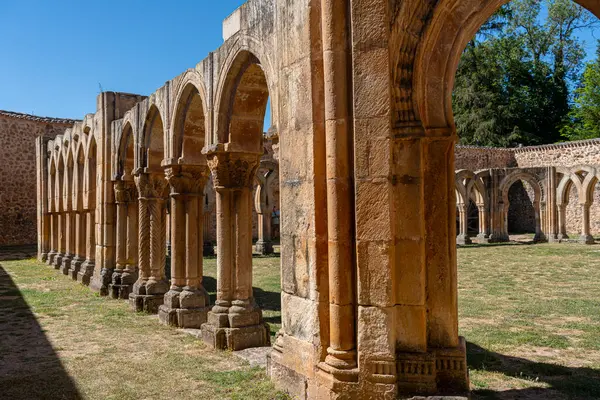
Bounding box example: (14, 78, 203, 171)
(77, 260, 95, 285)
(255, 240, 274, 255)
(60, 254, 73, 275)
(129, 293, 165, 313)
(558, 233, 569, 242)
(475, 234, 490, 244)
(488, 234, 509, 243)
(201, 321, 270, 351)
(158, 288, 211, 328)
(455, 235, 472, 245)
(533, 233, 547, 243)
(52, 253, 64, 270)
(68, 257, 85, 280)
(203, 241, 215, 257)
(579, 234, 595, 245)
(40, 252, 49, 263)
(46, 251, 57, 265)
(109, 284, 134, 300)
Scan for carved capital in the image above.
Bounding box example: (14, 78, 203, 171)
(205, 150, 261, 190)
(134, 173, 169, 199)
(164, 164, 210, 195)
(114, 180, 138, 203)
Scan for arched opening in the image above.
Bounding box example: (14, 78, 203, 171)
(78, 137, 97, 285)
(408, 0, 600, 395)
(506, 180, 537, 240)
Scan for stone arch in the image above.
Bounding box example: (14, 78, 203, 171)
(170, 72, 208, 164)
(117, 122, 136, 181)
(499, 171, 543, 240)
(214, 47, 273, 152)
(73, 145, 85, 210)
(141, 105, 167, 172)
(574, 166, 598, 205)
(84, 137, 97, 211)
(407, 0, 600, 130)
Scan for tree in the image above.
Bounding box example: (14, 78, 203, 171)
(562, 42, 600, 140)
(453, 0, 597, 147)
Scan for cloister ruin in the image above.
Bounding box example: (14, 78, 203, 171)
(28, 0, 600, 398)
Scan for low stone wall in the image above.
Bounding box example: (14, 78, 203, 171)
(455, 145, 517, 170)
(0, 111, 77, 246)
(514, 140, 600, 168)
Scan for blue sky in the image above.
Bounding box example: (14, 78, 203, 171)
(0, 1, 598, 120)
(0, 0, 246, 119)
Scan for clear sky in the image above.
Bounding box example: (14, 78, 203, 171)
(0, 0, 246, 119)
(0, 1, 598, 120)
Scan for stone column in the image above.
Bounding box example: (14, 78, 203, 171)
(159, 165, 211, 328)
(54, 212, 65, 269)
(200, 148, 269, 351)
(255, 210, 274, 255)
(129, 172, 169, 313)
(40, 213, 51, 263)
(122, 197, 139, 291)
(110, 180, 136, 299)
(557, 203, 569, 241)
(580, 203, 594, 244)
(476, 203, 490, 243)
(69, 211, 86, 280)
(546, 168, 559, 242)
(47, 213, 57, 265)
(60, 211, 75, 274)
(456, 204, 472, 245)
(78, 210, 95, 285)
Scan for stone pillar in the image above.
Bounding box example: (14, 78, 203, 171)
(546, 168, 559, 242)
(78, 210, 95, 285)
(60, 211, 75, 274)
(159, 165, 211, 328)
(123, 197, 139, 291)
(69, 211, 86, 280)
(456, 204, 472, 245)
(47, 213, 57, 265)
(580, 203, 594, 244)
(489, 172, 509, 243)
(54, 212, 65, 269)
(255, 211, 274, 255)
(557, 203, 569, 241)
(129, 172, 169, 313)
(476, 203, 490, 243)
(200, 148, 269, 351)
(109, 180, 138, 299)
(40, 213, 51, 263)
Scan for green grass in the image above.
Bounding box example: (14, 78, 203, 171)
(2, 243, 600, 399)
(0, 257, 285, 400)
(459, 243, 600, 399)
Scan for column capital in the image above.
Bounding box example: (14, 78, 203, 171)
(204, 146, 261, 190)
(114, 180, 138, 203)
(134, 172, 169, 199)
(164, 164, 210, 195)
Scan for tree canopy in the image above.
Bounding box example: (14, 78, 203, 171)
(453, 0, 599, 147)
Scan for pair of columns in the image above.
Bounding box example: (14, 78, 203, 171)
(456, 203, 489, 245)
(557, 203, 595, 244)
(46, 210, 96, 283)
(110, 181, 139, 299)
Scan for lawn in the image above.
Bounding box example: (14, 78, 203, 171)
(1, 243, 600, 399)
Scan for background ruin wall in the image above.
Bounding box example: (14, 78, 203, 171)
(0, 111, 77, 246)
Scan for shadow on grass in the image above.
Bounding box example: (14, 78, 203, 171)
(0, 265, 82, 400)
(467, 342, 600, 399)
(0, 244, 37, 261)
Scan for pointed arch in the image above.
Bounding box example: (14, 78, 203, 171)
(141, 105, 166, 171)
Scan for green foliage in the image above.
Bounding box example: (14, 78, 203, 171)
(453, 0, 598, 147)
(562, 42, 600, 140)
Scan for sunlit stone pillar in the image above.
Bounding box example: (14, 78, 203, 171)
(69, 211, 86, 280)
(54, 212, 65, 269)
(130, 172, 169, 313)
(201, 147, 269, 350)
(255, 207, 274, 255)
(122, 196, 139, 290)
(60, 211, 75, 274)
(557, 203, 569, 241)
(580, 203, 594, 244)
(476, 203, 490, 243)
(109, 180, 137, 299)
(455, 204, 471, 245)
(47, 213, 57, 265)
(159, 165, 211, 328)
(78, 210, 95, 285)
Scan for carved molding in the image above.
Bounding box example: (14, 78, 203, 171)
(134, 173, 169, 199)
(206, 150, 261, 190)
(164, 164, 209, 194)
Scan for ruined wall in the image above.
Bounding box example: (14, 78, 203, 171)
(514, 140, 600, 168)
(0, 111, 77, 246)
(455, 146, 517, 170)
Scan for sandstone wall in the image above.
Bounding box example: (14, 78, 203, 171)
(0, 111, 76, 246)
(455, 145, 517, 170)
(514, 140, 600, 168)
